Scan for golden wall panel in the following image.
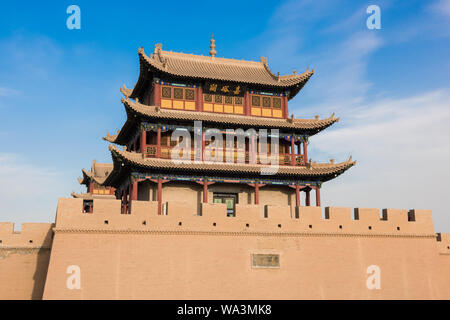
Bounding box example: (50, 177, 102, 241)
(185, 101, 196, 110)
(272, 109, 282, 118)
(161, 99, 172, 109)
(234, 106, 244, 114)
(224, 105, 234, 114)
(262, 108, 272, 117)
(173, 100, 184, 110)
(214, 104, 223, 113)
(251, 107, 261, 116)
(204, 103, 213, 112)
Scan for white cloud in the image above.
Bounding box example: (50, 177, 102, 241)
(0, 87, 19, 97)
(431, 0, 450, 17)
(310, 89, 450, 232)
(0, 153, 73, 227)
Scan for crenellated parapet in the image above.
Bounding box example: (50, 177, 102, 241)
(0, 223, 53, 262)
(54, 198, 438, 238)
(437, 233, 450, 254)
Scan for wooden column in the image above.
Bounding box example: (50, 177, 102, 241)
(88, 180, 94, 193)
(196, 86, 203, 111)
(244, 92, 251, 115)
(203, 182, 208, 203)
(283, 95, 288, 118)
(305, 189, 311, 206)
(131, 180, 138, 201)
(140, 129, 146, 154)
(291, 137, 296, 166)
(315, 187, 321, 207)
(295, 184, 300, 207)
(303, 140, 308, 164)
(123, 189, 128, 214)
(153, 83, 161, 106)
(157, 179, 162, 215)
(156, 127, 161, 158)
(248, 183, 265, 205)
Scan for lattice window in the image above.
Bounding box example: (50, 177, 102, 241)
(235, 97, 243, 105)
(162, 86, 172, 98)
(204, 94, 212, 102)
(224, 96, 233, 104)
(262, 97, 271, 108)
(214, 94, 223, 103)
(273, 97, 282, 108)
(185, 89, 195, 101)
(252, 95, 260, 106)
(174, 88, 184, 99)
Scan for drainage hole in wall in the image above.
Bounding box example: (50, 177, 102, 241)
(368, 226, 372, 230)
(104, 220, 109, 225)
(278, 224, 282, 228)
(178, 222, 182, 226)
(309, 225, 312, 229)
(213, 222, 216, 226)
(397, 226, 400, 231)
(339, 225, 343, 229)
(142, 221, 146, 225)
(29, 240, 33, 243)
(246, 223, 249, 228)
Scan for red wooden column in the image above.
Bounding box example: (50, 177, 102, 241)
(157, 179, 163, 215)
(196, 181, 215, 203)
(156, 127, 161, 158)
(140, 129, 146, 154)
(153, 83, 161, 106)
(131, 180, 138, 201)
(88, 180, 94, 193)
(295, 184, 300, 207)
(196, 86, 203, 111)
(203, 183, 208, 203)
(244, 92, 251, 115)
(248, 183, 265, 205)
(315, 186, 321, 207)
(291, 137, 296, 166)
(303, 140, 308, 164)
(305, 188, 311, 206)
(122, 189, 128, 214)
(283, 95, 288, 118)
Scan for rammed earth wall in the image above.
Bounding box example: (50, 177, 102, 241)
(35, 198, 449, 299)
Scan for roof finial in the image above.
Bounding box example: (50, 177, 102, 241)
(209, 34, 216, 58)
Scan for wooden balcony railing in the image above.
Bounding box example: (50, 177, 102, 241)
(144, 144, 305, 166)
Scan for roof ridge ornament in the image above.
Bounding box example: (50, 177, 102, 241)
(209, 34, 216, 58)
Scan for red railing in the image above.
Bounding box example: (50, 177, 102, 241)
(144, 145, 305, 166)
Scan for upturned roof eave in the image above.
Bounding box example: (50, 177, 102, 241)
(107, 144, 356, 181)
(131, 47, 314, 100)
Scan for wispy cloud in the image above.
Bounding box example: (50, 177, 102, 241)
(0, 153, 72, 225)
(312, 89, 450, 232)
(0, 87, 19, 97)
(431, 0, 450, 17)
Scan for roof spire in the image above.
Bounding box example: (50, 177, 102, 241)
(209, 34, 216, 58)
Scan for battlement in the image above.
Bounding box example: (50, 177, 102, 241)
(0, 223, 53, 248)
(54, 198, 436, 236)
(437, 233, 450, 254)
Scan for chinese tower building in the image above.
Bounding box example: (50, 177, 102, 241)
(0, 39, 449, 300)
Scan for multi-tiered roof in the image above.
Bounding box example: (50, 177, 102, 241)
(76, 40, 355, 211)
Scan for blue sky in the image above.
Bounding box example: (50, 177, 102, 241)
(0, 0, 450, 231)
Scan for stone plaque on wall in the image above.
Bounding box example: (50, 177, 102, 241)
(251, 254, 280, 268)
